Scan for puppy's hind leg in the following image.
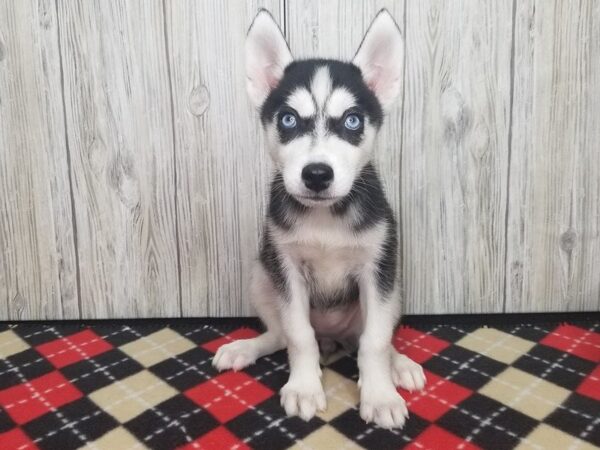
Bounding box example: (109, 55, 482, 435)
(391, 349, 426, 392)
(213, 264, 286, 371)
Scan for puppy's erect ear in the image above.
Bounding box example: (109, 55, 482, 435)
(353, 10, 404, 111)
(246, 9, 293, 107)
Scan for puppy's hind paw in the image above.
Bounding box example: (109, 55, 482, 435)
(391, 353, 426, 392)
(212, 339, 258, 371)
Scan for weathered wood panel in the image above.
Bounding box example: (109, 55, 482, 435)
(401, 1, 513, 314)
(0, 0, 79, 319)
(56, 0, 179, 318)
(506, 0, 600, 312)
(166, 0, 282, 317)
(1, 0, 599, 318)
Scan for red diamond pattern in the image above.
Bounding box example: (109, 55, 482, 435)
(394, 327, 451, 364)
(0, 371, 82, 424)
(202, 328, 260, 354)
(179, 426, 251, 450)
(401, 369, 472, 421)
(0, 428, 39, 450)
(185, 371, 273, 423)
(35, 329, 113, 369)
(539, 325, 600, 362)
(408, 425, 481, 450)
(576, 364, 600, 401)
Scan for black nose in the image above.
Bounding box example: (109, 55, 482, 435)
(302, 163, 334, 192)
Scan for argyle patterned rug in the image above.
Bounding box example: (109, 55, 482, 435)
(0, 316, 598, 450)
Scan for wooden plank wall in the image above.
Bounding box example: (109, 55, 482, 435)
(0, 0, 79, 320)
(506, 0, 600, 312)
(0, 0, 598, 319)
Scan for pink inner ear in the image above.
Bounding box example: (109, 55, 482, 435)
(264, 63, 281, 89)
(366, 62, 400, 98)
(365, 65, 383, 92)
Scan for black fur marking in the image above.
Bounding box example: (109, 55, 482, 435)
(330, 163, 398, 296)
(327, 109, 365, 146)
(258, 226, 287, 295)
(268, 172, 307, 230)
(276, 108, 315, 144)
(261, 164, 398, 304)
(331, 163, 393, 232)
(261, 59, 383, 129)
(375, 219, 398, 296)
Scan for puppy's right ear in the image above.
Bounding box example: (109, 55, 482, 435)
(246, 9, 293, 108)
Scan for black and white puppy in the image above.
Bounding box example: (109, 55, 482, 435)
(213, 9, 426, 429)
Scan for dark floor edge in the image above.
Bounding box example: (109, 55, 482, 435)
(1, 311, 598, 328)
(399, 311, 600, 327)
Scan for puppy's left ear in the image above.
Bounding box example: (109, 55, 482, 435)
(353, 10, 404, 111)
(246, 9, 293, 108)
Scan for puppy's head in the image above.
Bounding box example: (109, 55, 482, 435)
(246, 10, 403, 207)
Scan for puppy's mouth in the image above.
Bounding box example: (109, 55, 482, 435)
(297, 194, 337, 201)
(294, 194, 341, 206)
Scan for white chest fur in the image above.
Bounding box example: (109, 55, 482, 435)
(271, 208, 385, 295)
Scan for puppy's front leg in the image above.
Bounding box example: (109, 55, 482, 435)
(357, 269, 408, 429)
(279, 264, 326, 421)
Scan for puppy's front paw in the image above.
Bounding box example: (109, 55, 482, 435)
(360, 385, 409, 429)
(391, 353, 426, 392)
(280, 378, 327, 421)
(212, 339, 257, 371)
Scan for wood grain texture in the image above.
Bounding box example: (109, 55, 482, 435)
(165, 0, 282, 317)
(2, 0, 599, 318)
(401, 1, 513, 313)
(57, 0, 179, 318)
(0, 0, 79, 319)
(506, 0, 600, 312)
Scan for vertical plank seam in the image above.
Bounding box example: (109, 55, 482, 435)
(161, 0, 182, 317)
(586, 1, 598, 311)
(281, 0, 287, 37)
(502, 0, 519, 313)
(399, 0, 408, 311)
(54, 0, 82, 319)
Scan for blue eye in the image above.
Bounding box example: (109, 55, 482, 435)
(344, 114, 362, 130)
(280, 113, 297, 129)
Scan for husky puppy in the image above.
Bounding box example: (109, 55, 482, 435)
(213, 9, 426, 429)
